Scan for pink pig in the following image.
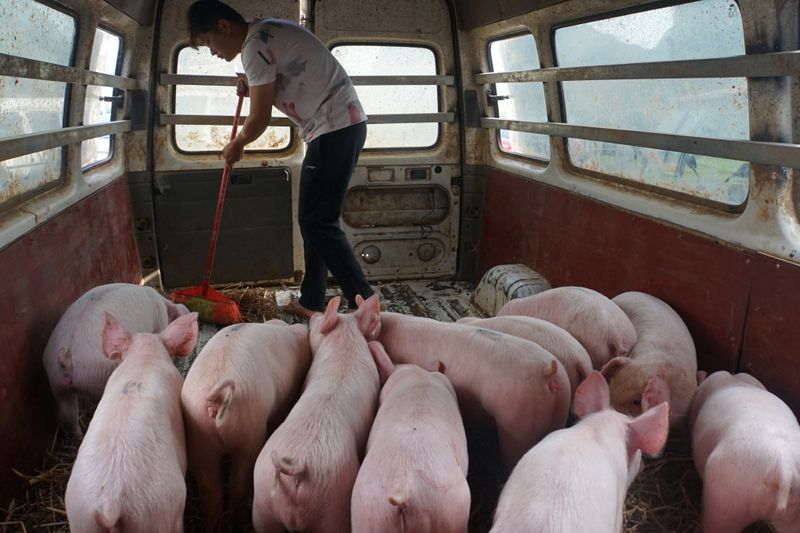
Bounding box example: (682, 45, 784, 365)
(251, 295, 381, 533)
(351, 342, 470, 533)
(65, 311, 198, 533)
(601, 291, 698, 427)
(42, 283, 189, 435)
(181, 320, 312, 531)
(491, 371, 669, 533)
(690, 371, 800, 533)
(370, 310, 570, 467)
(497, 286, 637, 369)
(457, 315, 592, 398)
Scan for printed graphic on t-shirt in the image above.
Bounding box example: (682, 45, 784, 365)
(258, 29, 274, 45)
(241, 18, 367, 142)
(283, 102, 302, 122)
(348, 102, 363, 124)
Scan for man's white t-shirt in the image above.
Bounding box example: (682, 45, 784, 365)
(241, 18, 367, 143)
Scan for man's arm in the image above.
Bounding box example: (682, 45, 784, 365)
(222, 81, 275, 166)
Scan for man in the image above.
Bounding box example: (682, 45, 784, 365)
(188, 0, 374, 318)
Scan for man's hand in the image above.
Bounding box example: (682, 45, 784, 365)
(236, 73, 249, 98)
(222, 137, 244, 167)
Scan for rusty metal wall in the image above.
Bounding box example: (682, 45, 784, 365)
(455, 0, 569, 31)
(0, 177, 140, 506)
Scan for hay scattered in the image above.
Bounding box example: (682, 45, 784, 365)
(218, 283, 279, 322)
(150, 281, 280, 324)
(624, 435, 702, 532)
(0, 428, 80, 533)
(623, 435, 776, 533)
(4, 406, 783, 532)
(217, 283, 280, 323)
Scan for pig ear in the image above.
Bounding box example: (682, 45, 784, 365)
(628, 401, 669, 456)
(599, 356, 630, 381)
(573, 371, 610, 418)
(368, 341, 394, 385)
(102, 312, 132, 360)
(696, 370, 707, 385)
(355, 294, 365, 307)
(641, 376, 671, 412)
(318, 297, 341, 334)
(160, 312, 199, 357)
(165, 299, 188, 322)
(355, 294, 381, 338)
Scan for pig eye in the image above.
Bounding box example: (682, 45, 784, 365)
(632, 399, 641, 406)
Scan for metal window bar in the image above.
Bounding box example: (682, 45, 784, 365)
(474, 50, 800, 84)
(477, 51, 800, 168)
(481, 118, 800, 170)
(160, 74, 453, 126)
(160, 73, 454, 86)
(160, 113, 454, 126)
(0, 121, 133, 161)
(0, 53, 137, 89)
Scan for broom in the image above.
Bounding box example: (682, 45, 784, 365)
(170, 95, 245, 325)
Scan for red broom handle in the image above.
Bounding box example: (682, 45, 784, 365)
(201, 94, 245, 297)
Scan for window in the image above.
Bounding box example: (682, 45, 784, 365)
(174, 47, 290, 152)
(332, 45, 438, 149)
(488, 33, 549, 161)
(555, 0, 749, 205)
(82, 27, 122, 169)
(0, 0, 76, 204)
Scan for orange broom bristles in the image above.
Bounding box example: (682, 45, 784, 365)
(170, 285, 242, 325)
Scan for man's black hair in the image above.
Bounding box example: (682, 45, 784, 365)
(187, 1, 247, 48)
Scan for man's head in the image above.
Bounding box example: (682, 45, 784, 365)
(187, 1, 248, 61)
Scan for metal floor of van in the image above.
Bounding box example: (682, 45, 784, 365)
(191, 279, 484, 355)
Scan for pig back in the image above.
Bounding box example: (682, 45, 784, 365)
(66, 350, 186, 530)
(613, 292, 697, 424)
(457, 315, 592, 395)
(492, 411, 630, 533)
(690, 372, 800, 472)
(353, 366, 470, 533)
(377, 313, 570, 464)
(252, 336, 379, 532)
(183, 322, 311, 429)
(613, 292, 696, 366)
(44, 283, 172, 396)
(497, 286, 636, 369)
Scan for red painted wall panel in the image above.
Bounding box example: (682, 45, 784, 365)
(740, 255, 800, 413)
(479, 169, 798, 413)
(0, 177, 141, 505)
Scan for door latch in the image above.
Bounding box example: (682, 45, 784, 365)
(486, 91, 510, 104)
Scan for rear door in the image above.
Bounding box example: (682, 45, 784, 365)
(312, 0, 462, 280)
(150, 0, 302, 289)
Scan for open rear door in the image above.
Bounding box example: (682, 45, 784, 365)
(312, 0, 462, 280)
(147, 0, 302, 289)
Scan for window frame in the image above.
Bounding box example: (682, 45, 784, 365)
(550, 0, 750, 212)
(0, 0, 78, 210)
(329, 41, 443, 152)
(169, 44, 296, 156)
(81, 23, 124, 173)
(486, 30, 550, 165)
